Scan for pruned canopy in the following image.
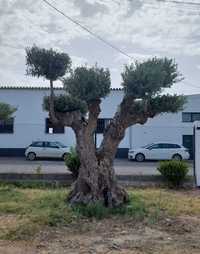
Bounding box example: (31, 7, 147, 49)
(43, 57, 185, 120)
(124, 94, 185, 119)
(26, 46, 71, 81)
(43, 95, 88, 114)
(122, 58, 181, 98)
(44, 65, 111, 114)
(149, 94, 186, 114)
(64, 66, 111, 103)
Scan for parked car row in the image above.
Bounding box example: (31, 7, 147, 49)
(25, 141, 190, 161)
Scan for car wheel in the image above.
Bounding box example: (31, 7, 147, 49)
(172, 154, 182, 161)
(27, 152, 36, 161)
(62, 153, 69, 161)
(135, 153, 145, 162)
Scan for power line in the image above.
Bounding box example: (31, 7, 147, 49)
(107, 0, 121, 5)
(41, 0, 133, 60)
(127, 0, 200, 15)
(157, 0, 200, 7)
(145, 0, 200, 10)
(145, 2, 200, 16)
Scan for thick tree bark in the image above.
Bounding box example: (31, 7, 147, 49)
(97, 96, 150, 161)
(67, 100, 129, 207)
(50, 96, 156, 207)
(48, 92, 183, 207)
(68, 126, 128, 207)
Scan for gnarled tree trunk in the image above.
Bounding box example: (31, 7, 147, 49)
(68, 126, 128, 207)
(52, 97, 151, 207)
(66, 99, 129, 207)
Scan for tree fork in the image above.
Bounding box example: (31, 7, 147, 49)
(68, 117, 129, 207)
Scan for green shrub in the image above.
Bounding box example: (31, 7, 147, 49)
(157, 160, 189, 188)
(65, 147, 80, 178)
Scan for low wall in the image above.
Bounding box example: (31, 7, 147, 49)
(0, 148, 129, 158)
(0, 173, 194, 187)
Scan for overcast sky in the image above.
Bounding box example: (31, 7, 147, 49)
(0, 0, 200, 94)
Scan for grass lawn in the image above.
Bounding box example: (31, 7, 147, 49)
(0, 185, 200, 253)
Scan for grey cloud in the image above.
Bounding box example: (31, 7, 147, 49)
(0, 0, 199, 95)
(126, 0, 143, 17)
(74, 0, 107, 17)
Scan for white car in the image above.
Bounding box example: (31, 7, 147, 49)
(128, 143, 190, 162)
(25, 141, 70, 160)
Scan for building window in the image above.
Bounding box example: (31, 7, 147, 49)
(45, 118, 65, 134)
(192, 113, 200, 121)
(96, 118, 112, 133)
(182, 112, 200, 122)
(0, 118, 14, 133)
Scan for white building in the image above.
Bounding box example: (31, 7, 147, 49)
(0, 86, 199, 158)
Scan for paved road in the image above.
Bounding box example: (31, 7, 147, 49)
(0, 157, 194, 175)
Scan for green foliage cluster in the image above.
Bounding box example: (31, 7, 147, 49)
(26, 46, 185, 118)
(122, 58, 181, 98)
(0, 102, 16, 120)
(64, 147, 80, 178)
(43, 94, 88, 114)
(64, 66, 111, 103)
(26, 46, 71, 81)
(149, 94, 186, 114)
(44, 65, 111, 114)
(157, 161, 189, 188)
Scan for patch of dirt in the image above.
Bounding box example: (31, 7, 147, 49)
(0, 215, 19, 235)
(0, 216, 200, 254)
(0, 241, 36, 254)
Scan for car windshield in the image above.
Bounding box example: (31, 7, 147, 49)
(55, 142, 67, 148)
(142, 143, 154, 148)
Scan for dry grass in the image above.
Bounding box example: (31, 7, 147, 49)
(133, 188, 200, 217)
(0, 185, 200, 253)
(0, 185, 200, 241)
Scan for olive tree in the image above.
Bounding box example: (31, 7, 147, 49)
(26, 47, 185, 207)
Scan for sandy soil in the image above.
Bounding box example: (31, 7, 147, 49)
(0, 215, 200, 254)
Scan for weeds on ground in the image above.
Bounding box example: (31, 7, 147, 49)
(34, 165, 42, 175)
(73, 193, 147, 220)
(0, 185, 199, 240)
(132, 188, 200, 217)
(0, 180, 63, 189)
(0, 186, 74, 240)
(0, 186, 149, 240)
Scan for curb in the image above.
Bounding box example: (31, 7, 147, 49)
(0, 173, 194, 187)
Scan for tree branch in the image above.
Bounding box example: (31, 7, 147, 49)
(97, 94, 185, 161)
(87, 99, 101, 132)
(54, 110, 83, 130)
(49, 79, 59, 124)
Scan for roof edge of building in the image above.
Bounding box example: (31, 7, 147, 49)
(0, 85, 122, 91)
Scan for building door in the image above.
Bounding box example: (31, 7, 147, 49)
(183, 135, 193, 159)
